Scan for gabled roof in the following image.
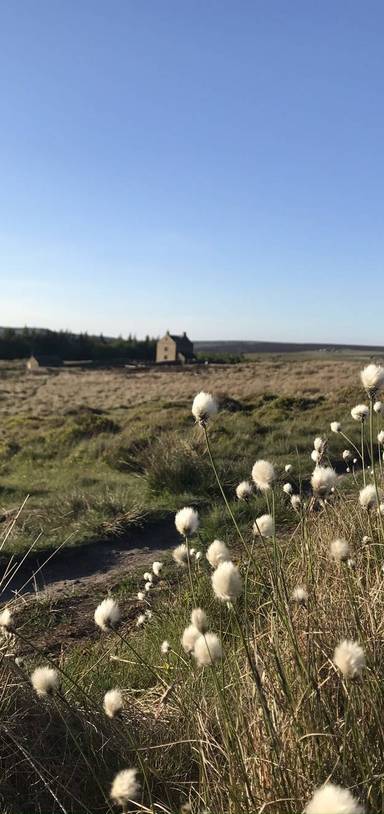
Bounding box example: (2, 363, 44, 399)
(169, 334, 192, 343)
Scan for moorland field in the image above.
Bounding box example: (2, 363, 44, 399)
(1, 352, 384, 814)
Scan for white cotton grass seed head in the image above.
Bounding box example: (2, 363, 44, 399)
(311, 450, 320, 463)
(212, 561, 243, 603)
(313, 436, 323, 451)
(305, 782, 364, 814)
(283, 482, 293, 494)
(145, 609, 152, 619)
(189, 548, 196, 556)
(103, 688, 123, 719)
(137, 591, 145, 601)
(360, 363, 384, 397)
(348, 558, 356, 569)
(330, 421, 341, 433)
(311, 465, 337, 496)
(251, 459, 275, 491)
(144, 582, 152, 592)
(192, 391, 218, 424)
(291, 494, 301, 511)
(152, 561, 163, 576)
(206, 539, 230, 568)
(110, 768, 140, 807)
(181, 624, 200, 654)
(190, 607, 208, 633)
(193, 632, 222, 667)
(136, 613, 146, 627)
(374, 400, 383, 413)
(330, 538, 349, 562)
(333, 639, 366, 679)
(31, 666, 59, 697)
(175, 506, 199, 537)
(253, 514, 274, 538)
(195, 550, 202, 561)
(161, 640, 170, 654)
(0, 607, 13, 632)
(292, 586, 308, 605)
(351, 404, 369, 422)
(94, 598, 120, 632)
(378, 430, 384, 444)
(342, 449, 352, 462)
(285, 463, 292, 472)
(236, 480, 253, 500)
(359, 484, 378, 510)
(173, 543, 189, 567)
(143, 572, 152, 582)
(15, 656, 24, 667)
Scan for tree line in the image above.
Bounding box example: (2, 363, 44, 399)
(0, 328, 156, 361)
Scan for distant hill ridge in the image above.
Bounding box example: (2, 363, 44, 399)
(194, 340, 384, 354)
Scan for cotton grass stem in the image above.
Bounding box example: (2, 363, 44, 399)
(203, 426, 251, 556)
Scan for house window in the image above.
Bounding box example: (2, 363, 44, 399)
(164, 353, 168, 359)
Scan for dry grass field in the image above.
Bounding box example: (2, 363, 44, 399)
(0, 353, 379, 562)
(2, 356, 384, 813)
(0, 353, 376, 418)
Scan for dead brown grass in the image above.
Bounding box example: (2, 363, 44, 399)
(0, 357, 365, 418)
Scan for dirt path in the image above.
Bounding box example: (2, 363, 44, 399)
(2, 516, 178, 601)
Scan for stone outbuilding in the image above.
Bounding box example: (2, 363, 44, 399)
(156, 332, 194, 364)
(26, 354, 63, 371)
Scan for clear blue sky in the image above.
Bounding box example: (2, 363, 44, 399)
(1, 0, 384, 343)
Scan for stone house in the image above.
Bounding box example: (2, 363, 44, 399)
(156, 332, 194, 364)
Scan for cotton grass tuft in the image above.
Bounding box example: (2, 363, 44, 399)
(251, 459, 275, 492)
(94, 598, 120, 632)
(253, 513, 274, 538)
(292, 586, 308, 605)
(235, 480, 253, 500)
(192, 391, 217, 424)
(351, 404, 369, 422)
(333, 639, 366, 679)
(104, 688, 123, 718)
(191, 607, 208, 633)
(206, 539, 230, 568)
(360, 363, 384, 397)
(0, 607, 13, 632)
(193, 632, 222, 667)
(330, 421, 341, 433)
(173, 543, 189, 567)
(175, 507, 199, 537)
(359, 484, 378, 510)
(110, 768, 140, 807)
(211, 561, 242, 602)
(311, 465, 337, 495)
(181, 624, 200, 654)
(305, 782, 364, 814)
(31, 666, 59, 697)
(330, 538, 349, 562)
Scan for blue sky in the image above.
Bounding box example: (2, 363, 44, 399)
(1, 1, 384, 342)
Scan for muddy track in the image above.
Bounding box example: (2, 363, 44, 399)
(1, 516, 179, 600)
